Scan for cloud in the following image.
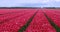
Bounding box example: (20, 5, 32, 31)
(55, 0, 60, 2)
(0, 0, 60, 7)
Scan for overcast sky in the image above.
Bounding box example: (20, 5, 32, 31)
(0, 0, 60, 7)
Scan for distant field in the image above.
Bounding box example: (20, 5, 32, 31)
(0, 9, 60, 32)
